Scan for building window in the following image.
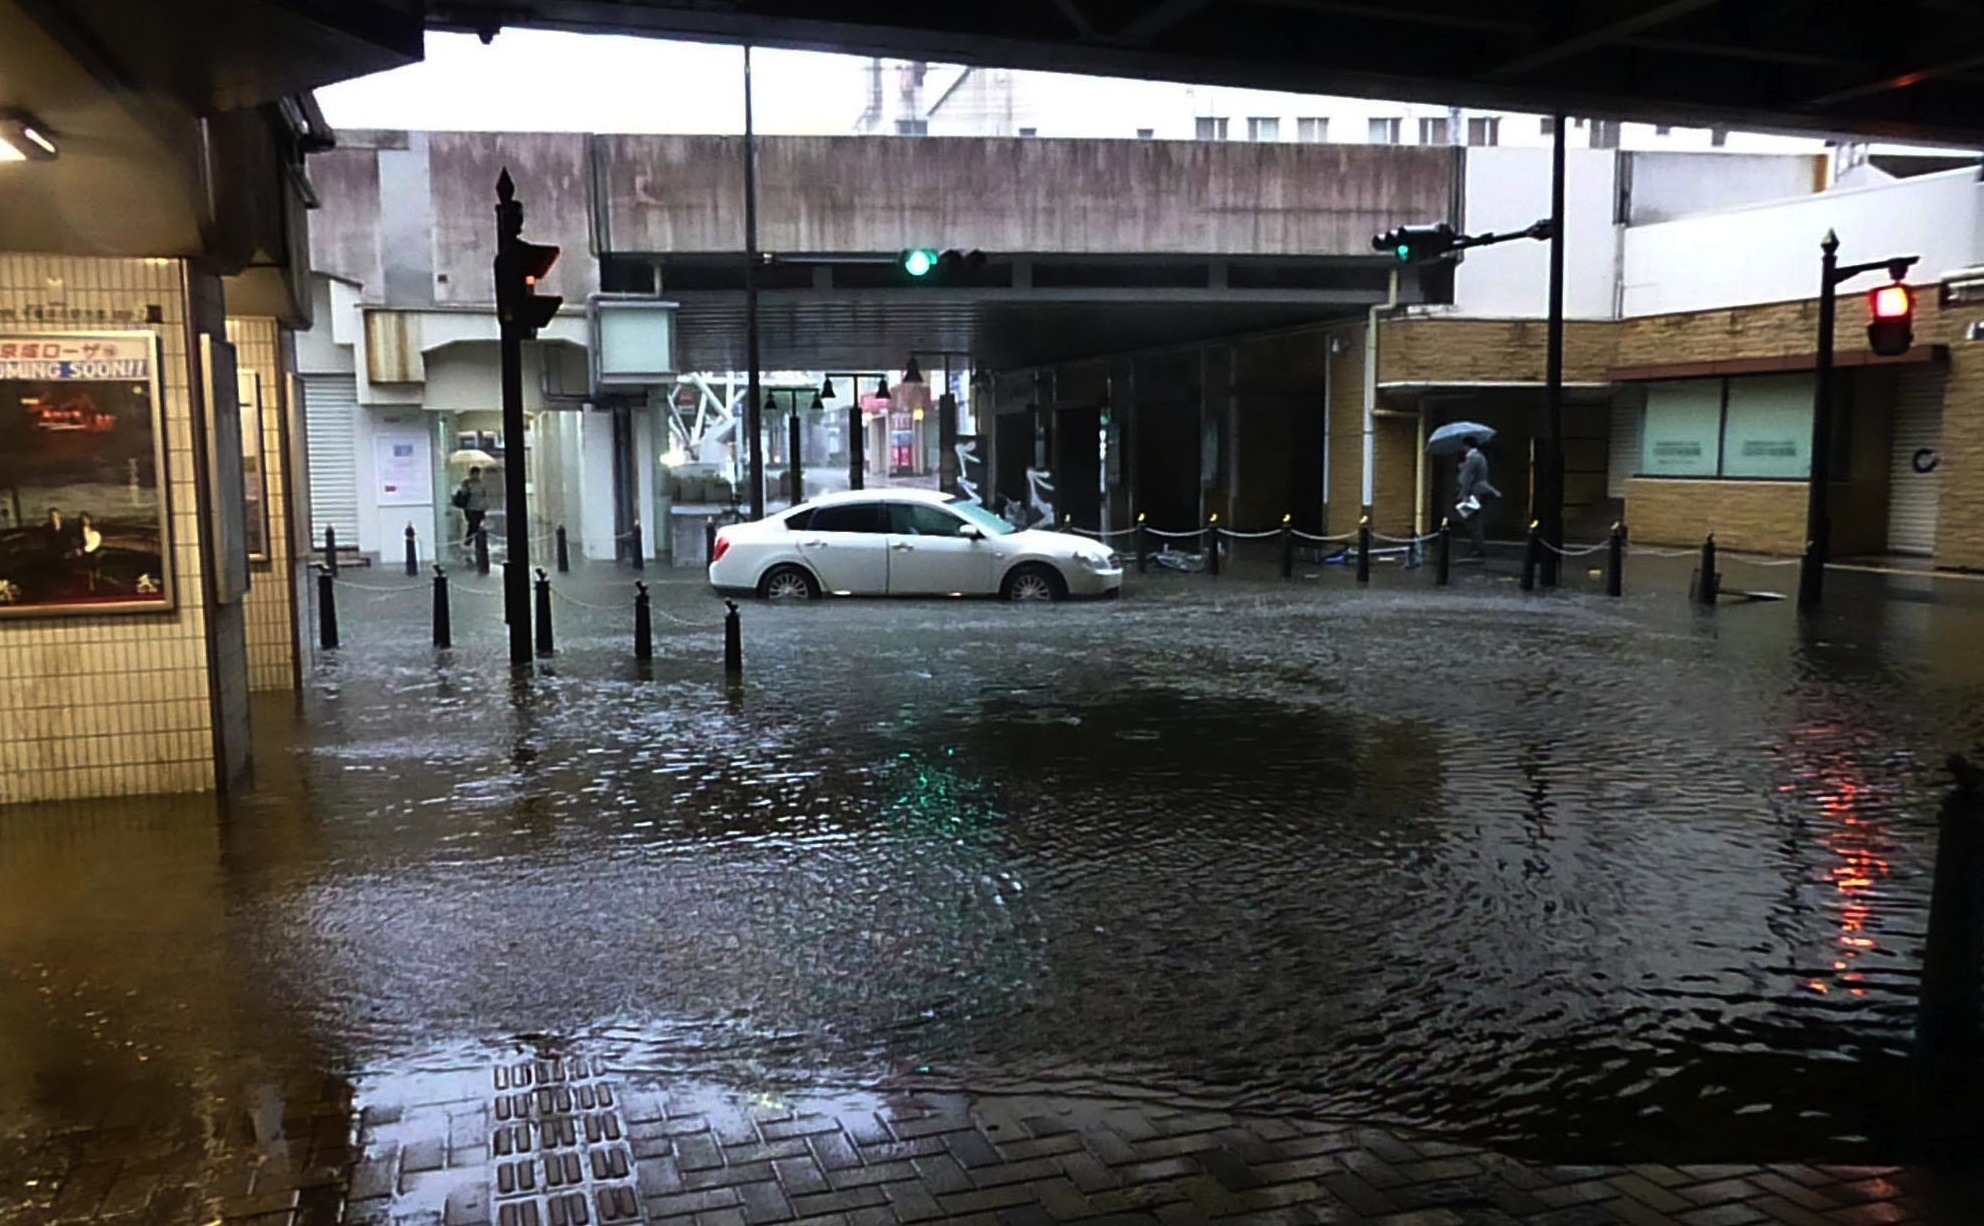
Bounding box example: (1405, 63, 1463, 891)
(1018, 127, 1038, 137)
(1589, 120, 1621, 149)
(1639, 374, 1828, 479)
(1247, 116, 1280, 142)
(1417, 117, 1449, 145)
(600, 256, 656, 295)
(1297, 117, 1328, 142)
(895, 118, 928, 136)
(1195, 116, 1229, 140)
(1136, 127, 1156, 139)
(1467, 116, 1500, 146)
(1368, 117, 1401, 144)
(1710, 127, 1729, 147)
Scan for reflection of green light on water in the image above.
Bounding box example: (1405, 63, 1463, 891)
(883, 748, 1001, 838)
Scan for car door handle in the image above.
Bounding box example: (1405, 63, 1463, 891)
(799, 539, 827, 549)
(891, 542, 915, 551)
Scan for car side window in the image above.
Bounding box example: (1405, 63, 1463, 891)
(889, 503, 966, 537)
(784, 507, 814, 530)
(808, 503, 886, 533)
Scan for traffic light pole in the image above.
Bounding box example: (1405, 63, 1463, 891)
(1799, 233, 1921, 611)
(495, 175, 532, 666)
(743, 45, 765, 521)
(1540, 111, 1567, 587)
(1801, 233, 1839, 612)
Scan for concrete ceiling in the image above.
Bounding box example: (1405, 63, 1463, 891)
(430, 0, 1984, 146)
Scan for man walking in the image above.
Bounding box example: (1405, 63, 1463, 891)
(1456, 437, 1500, 559)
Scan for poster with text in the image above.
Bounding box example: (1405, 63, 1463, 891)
(0, 333, 171, 615)
(239, 370, 270, 561)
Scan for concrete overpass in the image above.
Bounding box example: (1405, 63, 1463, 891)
(310, 130, 1460, 370)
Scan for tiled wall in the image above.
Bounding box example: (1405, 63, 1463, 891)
(227, 317, 300, 692)
(0, 256, 215, 804)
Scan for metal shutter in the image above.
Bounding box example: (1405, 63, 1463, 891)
(1886, 365, 1945, 556)
(301, 375, 360, 547)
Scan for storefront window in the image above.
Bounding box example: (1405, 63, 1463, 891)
(1721, 374, 1812, 478)
(1640, 380, 1721, 476)
(1639, 374, 1820, 480)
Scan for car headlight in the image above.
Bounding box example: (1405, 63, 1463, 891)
(1077, 551, 1120, 571)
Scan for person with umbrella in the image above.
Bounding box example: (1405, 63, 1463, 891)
(1427, 422, 1501, 560)
(453, 465, 491, 549)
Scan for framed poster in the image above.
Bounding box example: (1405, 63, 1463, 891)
(238, 370, 270, 561)
(0, 333, 172, 615)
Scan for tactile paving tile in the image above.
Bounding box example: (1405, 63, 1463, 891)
(491, 1051, 642, 1224)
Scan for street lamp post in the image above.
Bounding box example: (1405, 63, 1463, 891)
(743, 45, 764, 520)
(1799, 231, 1919, 611)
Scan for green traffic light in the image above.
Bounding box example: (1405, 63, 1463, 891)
(1396, 244, 1412, 261)
(903, 248, 939, 277)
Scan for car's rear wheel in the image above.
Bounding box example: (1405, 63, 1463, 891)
(1002, 563, 1065, 603)
(759, 564, 820, 601)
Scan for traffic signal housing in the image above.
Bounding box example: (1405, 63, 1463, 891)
(900, 248, 987, 284)
(497, 236, 562, 338)
(1866, 282, 1914, 357)
(1372, 223, 1461, 264)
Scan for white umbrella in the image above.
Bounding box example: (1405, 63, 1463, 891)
(449, 448, 499, 467)
(1426, 422, 1495, 457)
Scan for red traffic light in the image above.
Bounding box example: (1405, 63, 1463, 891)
(1866, 282, 1914, 357)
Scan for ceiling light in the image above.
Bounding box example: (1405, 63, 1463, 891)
(0, 112, 58, 162)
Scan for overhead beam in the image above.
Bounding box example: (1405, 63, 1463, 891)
(1118, 0, 1217, 43)
(1049, 0, 1093, 37)
(1491, 0, 1723, 78)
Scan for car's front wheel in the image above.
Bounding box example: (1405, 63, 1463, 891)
(1002, 563, 1066, 603)
(759, 564, 820, 601)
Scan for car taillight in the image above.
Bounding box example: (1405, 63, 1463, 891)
(712, 532, 731, 563)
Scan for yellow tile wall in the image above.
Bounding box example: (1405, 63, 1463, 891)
(225, 317, 299, 692)
(0, 256, 216, 804)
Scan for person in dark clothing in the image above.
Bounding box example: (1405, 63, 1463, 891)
(1455, 438, 1501, 559)
(455, 467, 490, 546)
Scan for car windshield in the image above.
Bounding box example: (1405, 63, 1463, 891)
(945, 497, 1018, 536)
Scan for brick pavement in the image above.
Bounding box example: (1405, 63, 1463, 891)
(30, 1048, 1932, 1226)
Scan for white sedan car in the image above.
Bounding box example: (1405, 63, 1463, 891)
(709, 488, 1122, 602)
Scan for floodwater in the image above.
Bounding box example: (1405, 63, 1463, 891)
(5, 554, 1984, 1201)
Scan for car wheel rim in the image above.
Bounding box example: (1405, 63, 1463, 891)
(1011, 573, 1054, 602)
(767, 572, 810, 600)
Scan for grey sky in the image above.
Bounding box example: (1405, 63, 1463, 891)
(317, 32, 878, 134)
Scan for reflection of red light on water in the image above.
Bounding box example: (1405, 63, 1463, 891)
(1801, 753, 1894, 998)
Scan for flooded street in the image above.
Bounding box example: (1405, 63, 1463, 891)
(5, 559, 1984, 1219)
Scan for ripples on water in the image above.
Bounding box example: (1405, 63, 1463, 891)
(6, 566, 1981, 1165)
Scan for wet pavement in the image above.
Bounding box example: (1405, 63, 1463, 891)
(5, 546, 1984, 1223)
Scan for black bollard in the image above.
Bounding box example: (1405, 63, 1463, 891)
(723, 599, 742, 679)
(1606, 523, 1625, 598)
(404, 524, 418, 576)
(1915, 756, 1984, 1160)
(704, 520, 716, 567)
(1356, 519, 1371, 586)
(432, 566, 451, 649)
(633, 582, 653, 661)
(317, 565, 339, 650)
(1520, 521, 1541, 592)
(1136, 516, 1150, 575)
(1436, 519, 1452, 587)
(1205, 516, 1220, 577)
(475, 525, 490, 576)
(630, 519, 644, 571)
(534, 568, 554, 656)
(556, 525, 570, 573)
(1279, 515, 1294, 581)
(324, 525, 339, 576)
(1693, 533, 1719, 607)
